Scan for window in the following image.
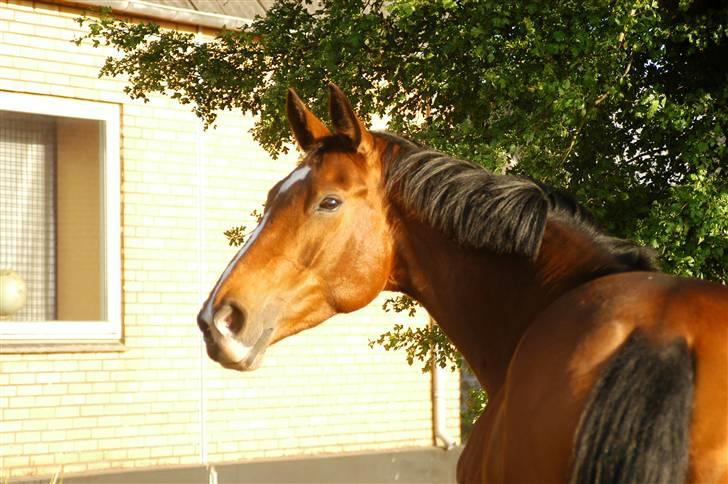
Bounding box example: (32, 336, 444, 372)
(0, 92, 121, 351)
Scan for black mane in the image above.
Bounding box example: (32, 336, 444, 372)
(376, 131, 657, 271)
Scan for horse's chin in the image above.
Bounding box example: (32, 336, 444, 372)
(220, 348, 267, 371)
(220, 351, 266, 372)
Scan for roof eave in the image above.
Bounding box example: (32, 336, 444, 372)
(71, 0, 252, 30)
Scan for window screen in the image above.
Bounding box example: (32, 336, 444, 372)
(0, 111, 56, 321)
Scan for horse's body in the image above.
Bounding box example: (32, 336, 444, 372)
(197, 84, 728, 483)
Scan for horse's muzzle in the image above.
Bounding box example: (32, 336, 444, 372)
(197, 303, 273, 371)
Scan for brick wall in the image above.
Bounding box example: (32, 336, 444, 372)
(0, 0, 460, 480)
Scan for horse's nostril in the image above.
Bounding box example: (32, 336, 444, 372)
(226, 305, 245, 335)
(213, 304, 246, 337)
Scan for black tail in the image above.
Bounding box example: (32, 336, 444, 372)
(569, 330, 695, 484)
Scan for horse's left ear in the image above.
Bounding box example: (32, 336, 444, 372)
(328, 83, 374, 155)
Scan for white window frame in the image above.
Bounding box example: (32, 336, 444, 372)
(0, 91, 122, 350)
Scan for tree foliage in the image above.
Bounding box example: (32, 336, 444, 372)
(370, 296, 461, 373)
(77, 0, 727, 282)
(77, 0, 727, 413)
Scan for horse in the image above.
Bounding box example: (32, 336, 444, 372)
(196, 83, 728, 483)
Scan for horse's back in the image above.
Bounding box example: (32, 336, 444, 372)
(484, 272, 728, 483)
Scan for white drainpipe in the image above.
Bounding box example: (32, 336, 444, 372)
(69, 0, 251, 30)
(431, 315, 456, 450)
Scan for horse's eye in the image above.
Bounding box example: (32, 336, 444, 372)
(318, 196, 342, 212)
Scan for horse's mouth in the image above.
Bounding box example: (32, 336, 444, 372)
(205, 326, 275, 372)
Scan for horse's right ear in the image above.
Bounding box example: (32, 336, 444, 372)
(286, 88, 331, 152)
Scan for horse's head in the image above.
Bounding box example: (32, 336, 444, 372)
(197, 84, 394, 371)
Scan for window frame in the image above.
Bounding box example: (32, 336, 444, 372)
(0, 91, 122, 351)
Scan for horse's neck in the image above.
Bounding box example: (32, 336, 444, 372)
(389, 214, 617, 394)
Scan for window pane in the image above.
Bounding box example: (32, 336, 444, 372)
(0, 111, 56, 321)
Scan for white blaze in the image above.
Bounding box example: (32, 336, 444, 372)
(200, 165, 312, 324)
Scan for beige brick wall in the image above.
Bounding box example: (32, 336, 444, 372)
(0, 0, 461, 480)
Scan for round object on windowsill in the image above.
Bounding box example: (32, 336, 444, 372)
(0, 269, 27, 319)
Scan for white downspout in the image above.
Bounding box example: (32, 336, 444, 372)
(431, 315, 456, 450)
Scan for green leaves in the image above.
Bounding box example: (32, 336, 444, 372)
(368, 322, 461, 373)
(222, 208, 266, 247)
(374, 294, 460, 371)
(223, 225, 248, 247)
(636, 168, 728, 281)
(75, 0, 726, 306)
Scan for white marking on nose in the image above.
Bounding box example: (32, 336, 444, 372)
(201, 212, 270, 324)
(200, 165, 311, 326)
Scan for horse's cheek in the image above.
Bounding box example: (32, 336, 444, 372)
(330, 227, 390, 312)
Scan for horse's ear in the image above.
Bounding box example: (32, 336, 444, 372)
(328, 83, 373, 154)
(287, 88, 331, 151)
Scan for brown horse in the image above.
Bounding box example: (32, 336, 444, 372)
(197, 84, 728, 483)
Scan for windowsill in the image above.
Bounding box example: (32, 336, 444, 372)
(0, 340, 125, 354)
(0, 320, 124, 353)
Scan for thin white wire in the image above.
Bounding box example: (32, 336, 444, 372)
(194, 33, 209, 465)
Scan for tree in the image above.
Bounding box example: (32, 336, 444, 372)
(76, 0, 727, 426)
